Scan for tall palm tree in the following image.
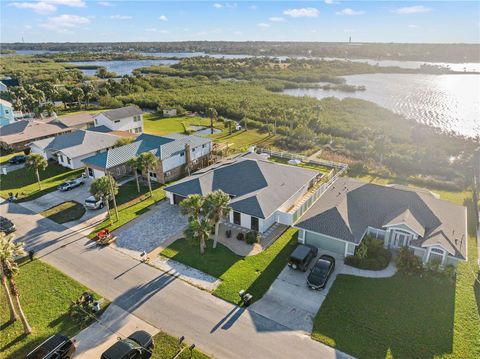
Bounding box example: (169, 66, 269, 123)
(179, 194, 205, 222)
(239, 98, 250, 131)
(0, 233, 32, 334)
(184, 218, 211, 255)
(90, 175, 119, 222)
(205, 107, 218, 135)
(0, 233, 18, 323)
(204, 190, 231, 248)
(137, 152, 157, 199)
(128, 156, 141, 193)
(26, 154, 48, 190)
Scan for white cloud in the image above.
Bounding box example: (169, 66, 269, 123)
(98, 1, 113, 6)
(213, 3, 223, 8)
(283, 7, 319, 18)
(109, 15, 132, 20)
(393, 5, 431, 15)
(324, 0, 337, 4)
(9, 2, 56, 14)
(158, 15, 168, 21)
(40, 14, 90, 33)
(408, 24, 420, 29)
(269, 17, 285, 22)
(258, 23, 270, 28)
(336, 8, 365, 16)
(46, 0, 85, 7)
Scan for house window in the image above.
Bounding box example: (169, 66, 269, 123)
(134, 127, 142, 134)
(251, 216, 259, 232)
(58, 154, 64, 163)
(87, 167, 94, 177)
(67, 157, 71, 165)
(94, 119, 98, 125)
(233, 211, 241, 225)
(180, 151, 184, 157)
(165, 171, 171, 177)
(202, 144, 206, 148)
(114, 120, 120, 123)
(192, 147, 196, 152)
(133, 115, 141, 122)
(430, 247, 444, 255)
(149, 171, 157, 178)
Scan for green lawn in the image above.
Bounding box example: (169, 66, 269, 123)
(151, 332, 211, 359)
(0, 162, 83, 202)
(40, 201, 86, 224)
(0, 259, 107, 359)
(211, 129, 278, 152)
(143, 113, 217, 136)
(161, 227, 298, 304)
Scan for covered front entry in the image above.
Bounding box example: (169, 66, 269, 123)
(304, 231, 346, 255)
(389, 229, 414, 248)
(173, 193, 186, 205)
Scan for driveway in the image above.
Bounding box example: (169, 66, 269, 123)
(1, 162, 24, 174)
(250, 250, 344, 333)
(114, 200, 188, 253)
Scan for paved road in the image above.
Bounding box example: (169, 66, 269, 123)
(1, 201, 352, 359)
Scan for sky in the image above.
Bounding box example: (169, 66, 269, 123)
(1, 1, 479, 43)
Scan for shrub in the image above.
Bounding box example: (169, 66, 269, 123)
(395, 247, 423, 274)
(236, 232, 244, 241)
(443, 264, 456, 281)
(345, 236, 392, 270)
(348, 162, 368, 177)
(225, 229, 232, 238)
(245, 231, 260, 245)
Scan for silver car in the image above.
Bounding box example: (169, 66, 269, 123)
(84, 196, 104, 210)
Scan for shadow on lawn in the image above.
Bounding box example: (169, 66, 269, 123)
(475, 272, 480, 317)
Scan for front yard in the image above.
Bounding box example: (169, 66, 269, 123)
(40, 201, 86, 224)
(161, 227, 298, 304)
(0, 162, 83, 202)
(0, 259, 107, 359)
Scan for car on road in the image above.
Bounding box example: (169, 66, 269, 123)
(57, 178, 84, 191)
(101, 330, 154, 359)
(307, 254, 336, 290)
(0, 216, 16, 234)
(8, 155, 27, 165)
(84, 195, 104, 210)
(25, 333, 76, 359)
(288, 244, 318, 271)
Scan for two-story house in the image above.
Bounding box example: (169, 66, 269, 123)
(93, 105, 144, 134)
(0, 99, 15, 126)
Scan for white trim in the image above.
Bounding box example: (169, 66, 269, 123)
(421, 243, 455, 256)
(297, 227, 357, 257)
(425, 245, 447, 266)
(383, 223, 419, 237)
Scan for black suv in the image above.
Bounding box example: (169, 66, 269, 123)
(8, 155, 27, 164)
(25, 333, 76, 359)
(0, 216, 16, 234)
(288, 244, 318, 271)
(101, 330, 154, 359)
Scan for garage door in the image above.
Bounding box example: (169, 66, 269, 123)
(305, 231, 346, 255)
(173, 194, 186, 205)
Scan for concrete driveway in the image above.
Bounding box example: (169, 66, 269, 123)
(250, 250, 344, 333)
(1, 162, 24, 174)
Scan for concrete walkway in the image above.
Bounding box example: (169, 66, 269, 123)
(340, 261, 397, 278)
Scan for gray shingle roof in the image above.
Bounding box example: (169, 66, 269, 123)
(97, 105, 142, 121)
(295, 177, 467, 260)
(57, 113, 94, 127)
(165, 153, 320, 219)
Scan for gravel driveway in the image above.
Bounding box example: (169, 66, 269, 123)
(114, 200, 188, 253)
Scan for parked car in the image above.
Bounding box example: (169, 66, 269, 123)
(101, 330, 154, 359)
(307, 255, 336, 290)
(288, 244, 318, 271)
(25, 333, 76, 359)
(84, 195, 104, 210)
(57, 178, 84, 191)
(8, 155, 26, 165)
(0, 216, 16, 234)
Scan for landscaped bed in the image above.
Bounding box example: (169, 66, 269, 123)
(161, 227, 298, 304)
(0, 259, 108, 359)
(151, 331, 211, 359)
(40, 201, 86, 224)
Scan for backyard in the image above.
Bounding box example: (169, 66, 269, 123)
(143, 113, 220, 136)
(0, 259, 107, 359)
(161, 227, 298, 304)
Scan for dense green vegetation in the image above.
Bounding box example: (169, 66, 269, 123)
(0, 259, 106, 359)
(40, 201, 86, 224)
(161, 228, 298, 304)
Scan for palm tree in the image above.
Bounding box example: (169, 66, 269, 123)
(127, 156, 141, 193)
(90, 175, 119, 222)
(70, 87, 84, 109)
(26, 154, 48, 190)
(179, 194, 205, 221)
(205, 107, 218, 135)
(0, 233, 18, 323)
(204, 190, 231, 248)
(184, 218, 211, 255)
(0, 233, 32, 334)
(137, 152, 157, 199)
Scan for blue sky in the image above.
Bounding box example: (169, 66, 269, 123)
(1, 1, 479, 43)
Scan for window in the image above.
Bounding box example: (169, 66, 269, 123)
(149, 171, 157, 178)
(114, 120, 120, 123)
(180, 151, 184, 157)
(430, 247, 444, 254)
(251, 216, 259, 232)
(5, 109, 9, 114)
(202, 144, 206, 148)
(134, 127, 142, 134)
(94, 119, 98, 125)
(67, 157, 71, 165)
(192, 147, 196, 152)
(233, 211, 241, 225)
(165, 171, 171, 177)
(133, 115, 141, 122)
(58, 154, 64, 163)
(88, 168, 94, 177)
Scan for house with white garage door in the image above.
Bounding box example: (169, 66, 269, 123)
(295, 177, 467, 267)
(165, 153, 323, 234)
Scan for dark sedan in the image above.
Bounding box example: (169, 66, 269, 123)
(307, 255, 335, 290)
(8, 155, 26, 164)
(0, 216, 16, 234)
(101, 330, 154, 359)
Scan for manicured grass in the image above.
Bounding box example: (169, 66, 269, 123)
(0, 162, 83, 202)
(40, 201, 86, 224)
(268, 155, 333, 174)
(143, 113, 216, 136)
(161, 227, 298, 304)
(211, 129, 278, 151)
(0, 151, 23, 166)
(151, 332, 211, 359)
(0, 259, 108, 359)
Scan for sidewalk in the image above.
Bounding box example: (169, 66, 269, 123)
(340, 261, 397, 278)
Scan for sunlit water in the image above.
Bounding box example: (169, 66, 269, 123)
(284, 74, 480, 138)
(68, 59, 179, 76)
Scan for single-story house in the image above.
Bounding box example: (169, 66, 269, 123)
(55, 113, 95, 130)
(94, 105, 143, 134)
(165, 153, 323, 234)
(295, 177, 468, 267)
(163, 108, 177, 117)
(30, 129, 126, 169)
(82, 133, 212, 183)
(0, 119, 72, 151)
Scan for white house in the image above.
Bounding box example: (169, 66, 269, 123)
(30, 129, 125, 169)
(163, 108, 177, 117)
(94, 105, 144, 134)
(0, 99, 15, 126)
(164, 153, 323, 234)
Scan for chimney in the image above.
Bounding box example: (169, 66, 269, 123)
(185, 143, 192, 174)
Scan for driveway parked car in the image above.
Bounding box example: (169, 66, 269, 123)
(288, 244, 318, 271)
(101, 330, 154, 359)
(25, 333, 76, 359)
(84, 195, 104, 210)
(0, 216, 16, 234)
(307, 255, 336, 290)
(8, 155, 26, 164)
(58, 178, 84, 191)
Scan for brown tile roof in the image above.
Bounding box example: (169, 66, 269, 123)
(0, 120, 71, 145)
